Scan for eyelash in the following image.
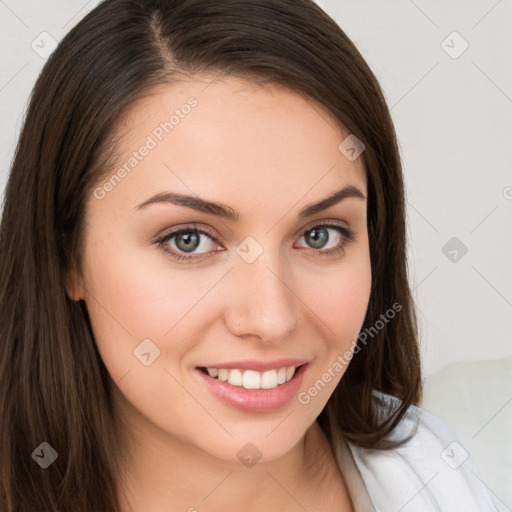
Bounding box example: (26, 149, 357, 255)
(154, 221, 356, 264)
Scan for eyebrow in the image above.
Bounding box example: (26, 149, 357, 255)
(132, 184, 365, 220)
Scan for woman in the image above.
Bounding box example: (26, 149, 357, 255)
(0, 0, 496, 510)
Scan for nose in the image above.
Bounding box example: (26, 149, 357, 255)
(223, 250, 298, 343)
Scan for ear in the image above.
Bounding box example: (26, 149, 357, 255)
(65, 264, 85, 301)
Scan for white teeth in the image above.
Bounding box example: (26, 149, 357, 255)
(242, 370, 261, 389)
(227, 369, 243, 386)
(207, 368, 219, 378)
(261, 369, 278, 389)
(277, 367, 287, 385)
(203, 365, 300, 390)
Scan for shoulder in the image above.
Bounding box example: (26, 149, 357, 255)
(345, 391, 497, 511)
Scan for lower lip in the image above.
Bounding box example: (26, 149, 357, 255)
(194, 364, 309, 413)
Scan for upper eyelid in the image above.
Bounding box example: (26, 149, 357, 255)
(158, 219, 351, 242)
(292, 219, 352, 239)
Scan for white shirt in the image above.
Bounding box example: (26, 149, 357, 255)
(329, 392, 497, 511)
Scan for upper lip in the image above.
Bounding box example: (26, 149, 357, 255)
(198, 358, 310, 372)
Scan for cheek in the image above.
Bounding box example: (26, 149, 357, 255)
(295, 243, 371, 406)
(302, 246, 372, 344)
(81, 235, 222, 373)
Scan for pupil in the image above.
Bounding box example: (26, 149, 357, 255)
(177, 232, 199, 253)
(307, 227, 328, 249)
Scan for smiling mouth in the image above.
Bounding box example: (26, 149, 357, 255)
(197, 364, 305, 390)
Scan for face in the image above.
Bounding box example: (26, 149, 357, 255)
(69, 75, 371, 464)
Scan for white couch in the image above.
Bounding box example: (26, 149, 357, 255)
(420, 356, 512, 511)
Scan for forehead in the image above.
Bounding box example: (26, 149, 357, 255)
(93, 74, 367, 212)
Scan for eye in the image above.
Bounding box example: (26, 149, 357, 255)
(154, 221, 356, 264)
(295, 223, 356, 258)
(155, 224, 221, 263)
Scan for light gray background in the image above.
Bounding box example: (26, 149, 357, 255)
(1, 0, 511, 377)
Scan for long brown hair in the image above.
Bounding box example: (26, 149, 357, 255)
(0, 0, 421, 510)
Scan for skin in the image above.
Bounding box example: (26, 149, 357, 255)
(67, 74, 372, 511)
